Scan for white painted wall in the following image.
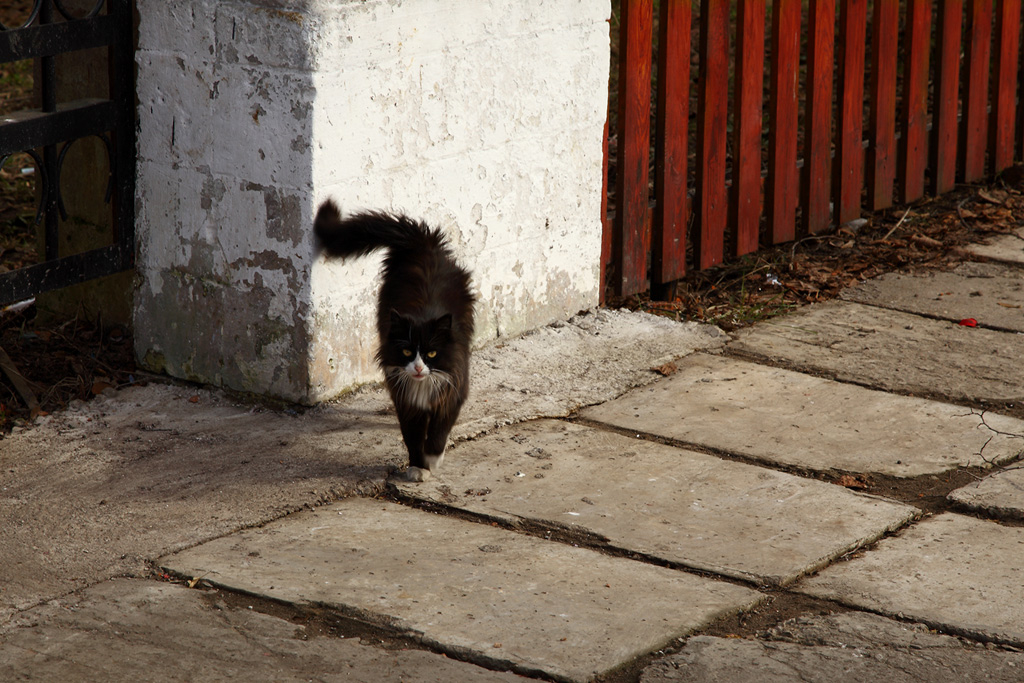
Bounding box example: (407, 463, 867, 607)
(134, 0, 610, 403)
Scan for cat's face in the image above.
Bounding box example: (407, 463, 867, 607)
(383, 311, 454, 381)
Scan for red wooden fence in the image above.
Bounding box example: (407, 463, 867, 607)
(604, 0, 1024, 301)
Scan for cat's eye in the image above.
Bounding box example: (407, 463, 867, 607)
(426, 351, 437, 358)
(402, 349, 413, 357)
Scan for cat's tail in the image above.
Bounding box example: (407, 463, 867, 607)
(314, 200, 443, 258)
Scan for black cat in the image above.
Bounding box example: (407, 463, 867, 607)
(314, 200, 475, 481)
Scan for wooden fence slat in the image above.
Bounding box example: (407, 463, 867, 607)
(961, 0, 992, 182)
(801, 0, 835, 236)
(612, 0, 653, 297)
(898, 0, 930, 203)
(767, 0, 801, 244)
(1019, 5, 1024, 163)
(1019, 6, 1024, 163)
(833, 0, 866, 226)
(695, 0, 730, 269)
(653, 0, 691, 288)
(867, 0, 898, 210)
(931, 0, 963, 195)
(990, 0, 1021, 174)
(730, 0, 765, 258)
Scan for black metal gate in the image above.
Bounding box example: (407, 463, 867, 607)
(0, 0, 135, 306)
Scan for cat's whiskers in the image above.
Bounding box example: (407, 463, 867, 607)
(429, 369, 454, 390)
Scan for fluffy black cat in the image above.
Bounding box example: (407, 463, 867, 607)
(314, 200, 475, 481)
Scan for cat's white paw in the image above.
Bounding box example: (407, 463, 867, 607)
(398, 466, 432, 482)
(424, 452, 445, 472)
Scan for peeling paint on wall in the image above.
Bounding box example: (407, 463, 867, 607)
(135, 0, 610, 403)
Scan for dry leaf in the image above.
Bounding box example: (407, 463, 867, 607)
(91, 380, 113, 395)
(187, 571, 211, 588)
(651, 362, 678, 377)
(910, 234, 943, 248)
(836, 474, 869, 490)
(977, 189, 1006, 205)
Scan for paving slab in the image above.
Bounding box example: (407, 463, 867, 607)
(729, 300, 1024, 404)
(581, 353, 1024, 477)
(160, 498, 761, 683)
(458, 308, 725, 437)
(0, 578, 525, 682)
(640, 611, 1024, 682)
(949, 466, 1024, 520)
(0, 309, 720, 624)
(966, 227, 1024, 265)
(394, 420, 917, 586)
(0, 381, 396, 625)
(843, 261, 1024, 332)
(799, 513, 1024, 646)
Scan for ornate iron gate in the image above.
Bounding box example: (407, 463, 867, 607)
(0, 0, 135, 306)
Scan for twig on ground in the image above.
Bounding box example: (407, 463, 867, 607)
(955, 198, 971, 228)
(0, 345, 40, 415)
(882, 205, 914, 241)
(788, 234, 835, 261)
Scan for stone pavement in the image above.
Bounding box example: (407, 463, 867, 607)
(3, 226, 1024, 681)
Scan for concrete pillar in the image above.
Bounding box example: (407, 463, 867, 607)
(134, 0, 610, 403)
